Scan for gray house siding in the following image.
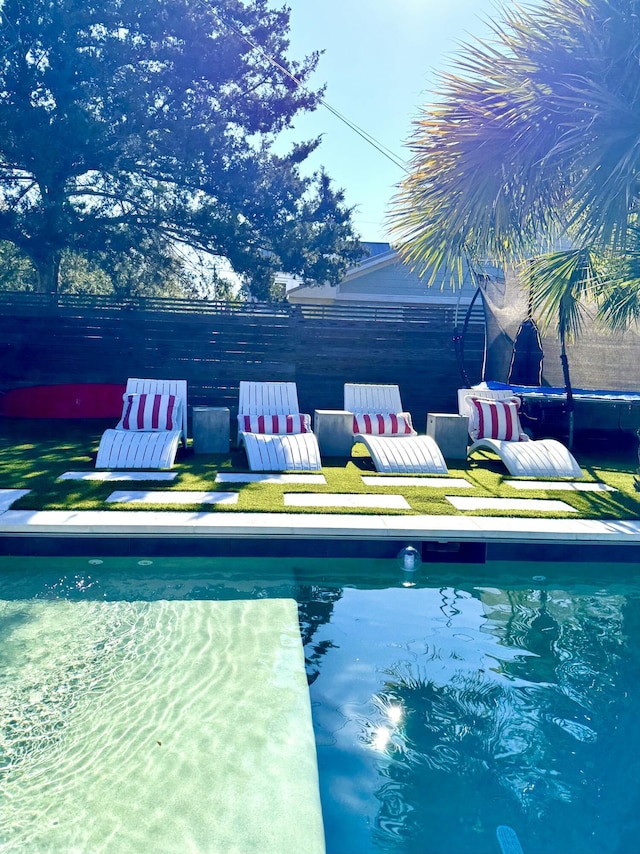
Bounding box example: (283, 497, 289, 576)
(339, 259, 476, 303)
(287, 245, 500, 307)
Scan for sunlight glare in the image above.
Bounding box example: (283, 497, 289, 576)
(371, 727, 392, 751)
(387, 704, 403, 725)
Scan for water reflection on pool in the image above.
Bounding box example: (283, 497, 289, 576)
(0, 556, 638, 854)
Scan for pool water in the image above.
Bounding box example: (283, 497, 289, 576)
(0, 555, 638, 854)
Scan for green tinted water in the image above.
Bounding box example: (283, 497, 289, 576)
(0, 556, 638, 854)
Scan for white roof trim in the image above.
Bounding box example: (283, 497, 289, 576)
(288, 288, 473, 306)
(344, 249, 399, 281)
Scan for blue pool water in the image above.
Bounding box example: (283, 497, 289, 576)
(0, 555, 638, 854)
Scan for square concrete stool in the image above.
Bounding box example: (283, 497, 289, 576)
(426, 412, 469, 460)
(314, 410, 354, 457)
(192, 406, 230, 454)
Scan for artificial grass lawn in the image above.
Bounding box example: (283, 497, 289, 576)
(1, 417, 639, 520)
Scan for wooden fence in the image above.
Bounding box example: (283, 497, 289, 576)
(0, 292, 486, 422)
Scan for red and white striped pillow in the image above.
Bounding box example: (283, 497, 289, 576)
(117, 393, 181, 431)
(352, 413, 413, 435)
(468, 397, 527, 441)
(239, 413, 311, 434)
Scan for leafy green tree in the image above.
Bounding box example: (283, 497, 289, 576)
(0, 241, 37, 290)
(0, 0, 363, 296)
(394, 0, 640, 336)
(0, 242, 213, 297)
(60, 247, 189, 297)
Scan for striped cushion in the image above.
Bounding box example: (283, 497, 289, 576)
(353, 413, 413, 435)
(117, 393, 181, 431)
(468, 397, 527, 441)
(239, 413, 311, 434)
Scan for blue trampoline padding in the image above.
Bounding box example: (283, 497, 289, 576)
(482, 380, 640, 402)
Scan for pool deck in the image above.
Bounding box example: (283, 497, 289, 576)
(1, 508, 640, 549)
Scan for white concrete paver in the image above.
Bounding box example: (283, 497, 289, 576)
(216, 473, 326, 484)
(505, 480, 615, 492)
(0, 489, 30, 513)
(105, 491, 238, 506)
(446, 496, 578, 513)
(59, 471, 177, 482)
(283, 493, 411, 510)
(362, 476, 471, 488)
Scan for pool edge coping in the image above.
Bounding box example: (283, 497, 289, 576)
(1, 509, 640, 546)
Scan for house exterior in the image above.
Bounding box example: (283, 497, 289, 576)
(285, 242, 501, 307)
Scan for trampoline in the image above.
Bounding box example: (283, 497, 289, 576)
(477, 382, 640, 436)
(456, 269, 640, 441)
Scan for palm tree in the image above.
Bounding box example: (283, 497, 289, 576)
(394, 0, 640, 337)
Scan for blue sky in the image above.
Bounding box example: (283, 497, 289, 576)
(278, 0, 507, 243)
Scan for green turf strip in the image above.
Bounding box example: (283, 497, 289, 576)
(0, 418, 639, 520)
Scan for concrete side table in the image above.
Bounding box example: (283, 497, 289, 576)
(426, 412, 470, 459)
(314, 410, 354, 457)
(192, 406, 230, 454)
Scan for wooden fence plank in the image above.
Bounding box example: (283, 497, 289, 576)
(0, 293, 485, 420)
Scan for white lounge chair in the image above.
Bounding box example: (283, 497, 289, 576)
(95, 378, 188, 469)
(344, 383, 448, 474)
(237, 381, 322, 471)
(458, 388, 584, 478)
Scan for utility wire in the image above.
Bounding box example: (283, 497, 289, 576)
(2, 0, 409, 173)
(205, 2, 410, 174)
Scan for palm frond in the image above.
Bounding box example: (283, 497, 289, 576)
(593, 240, 640, 329)
(527, 248, 597, 339)
(393, 0, 640, 325)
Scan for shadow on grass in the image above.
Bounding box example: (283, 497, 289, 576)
(1, 417, 640, 519)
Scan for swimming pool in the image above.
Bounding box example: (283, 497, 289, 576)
(0, 555, 638, 854)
